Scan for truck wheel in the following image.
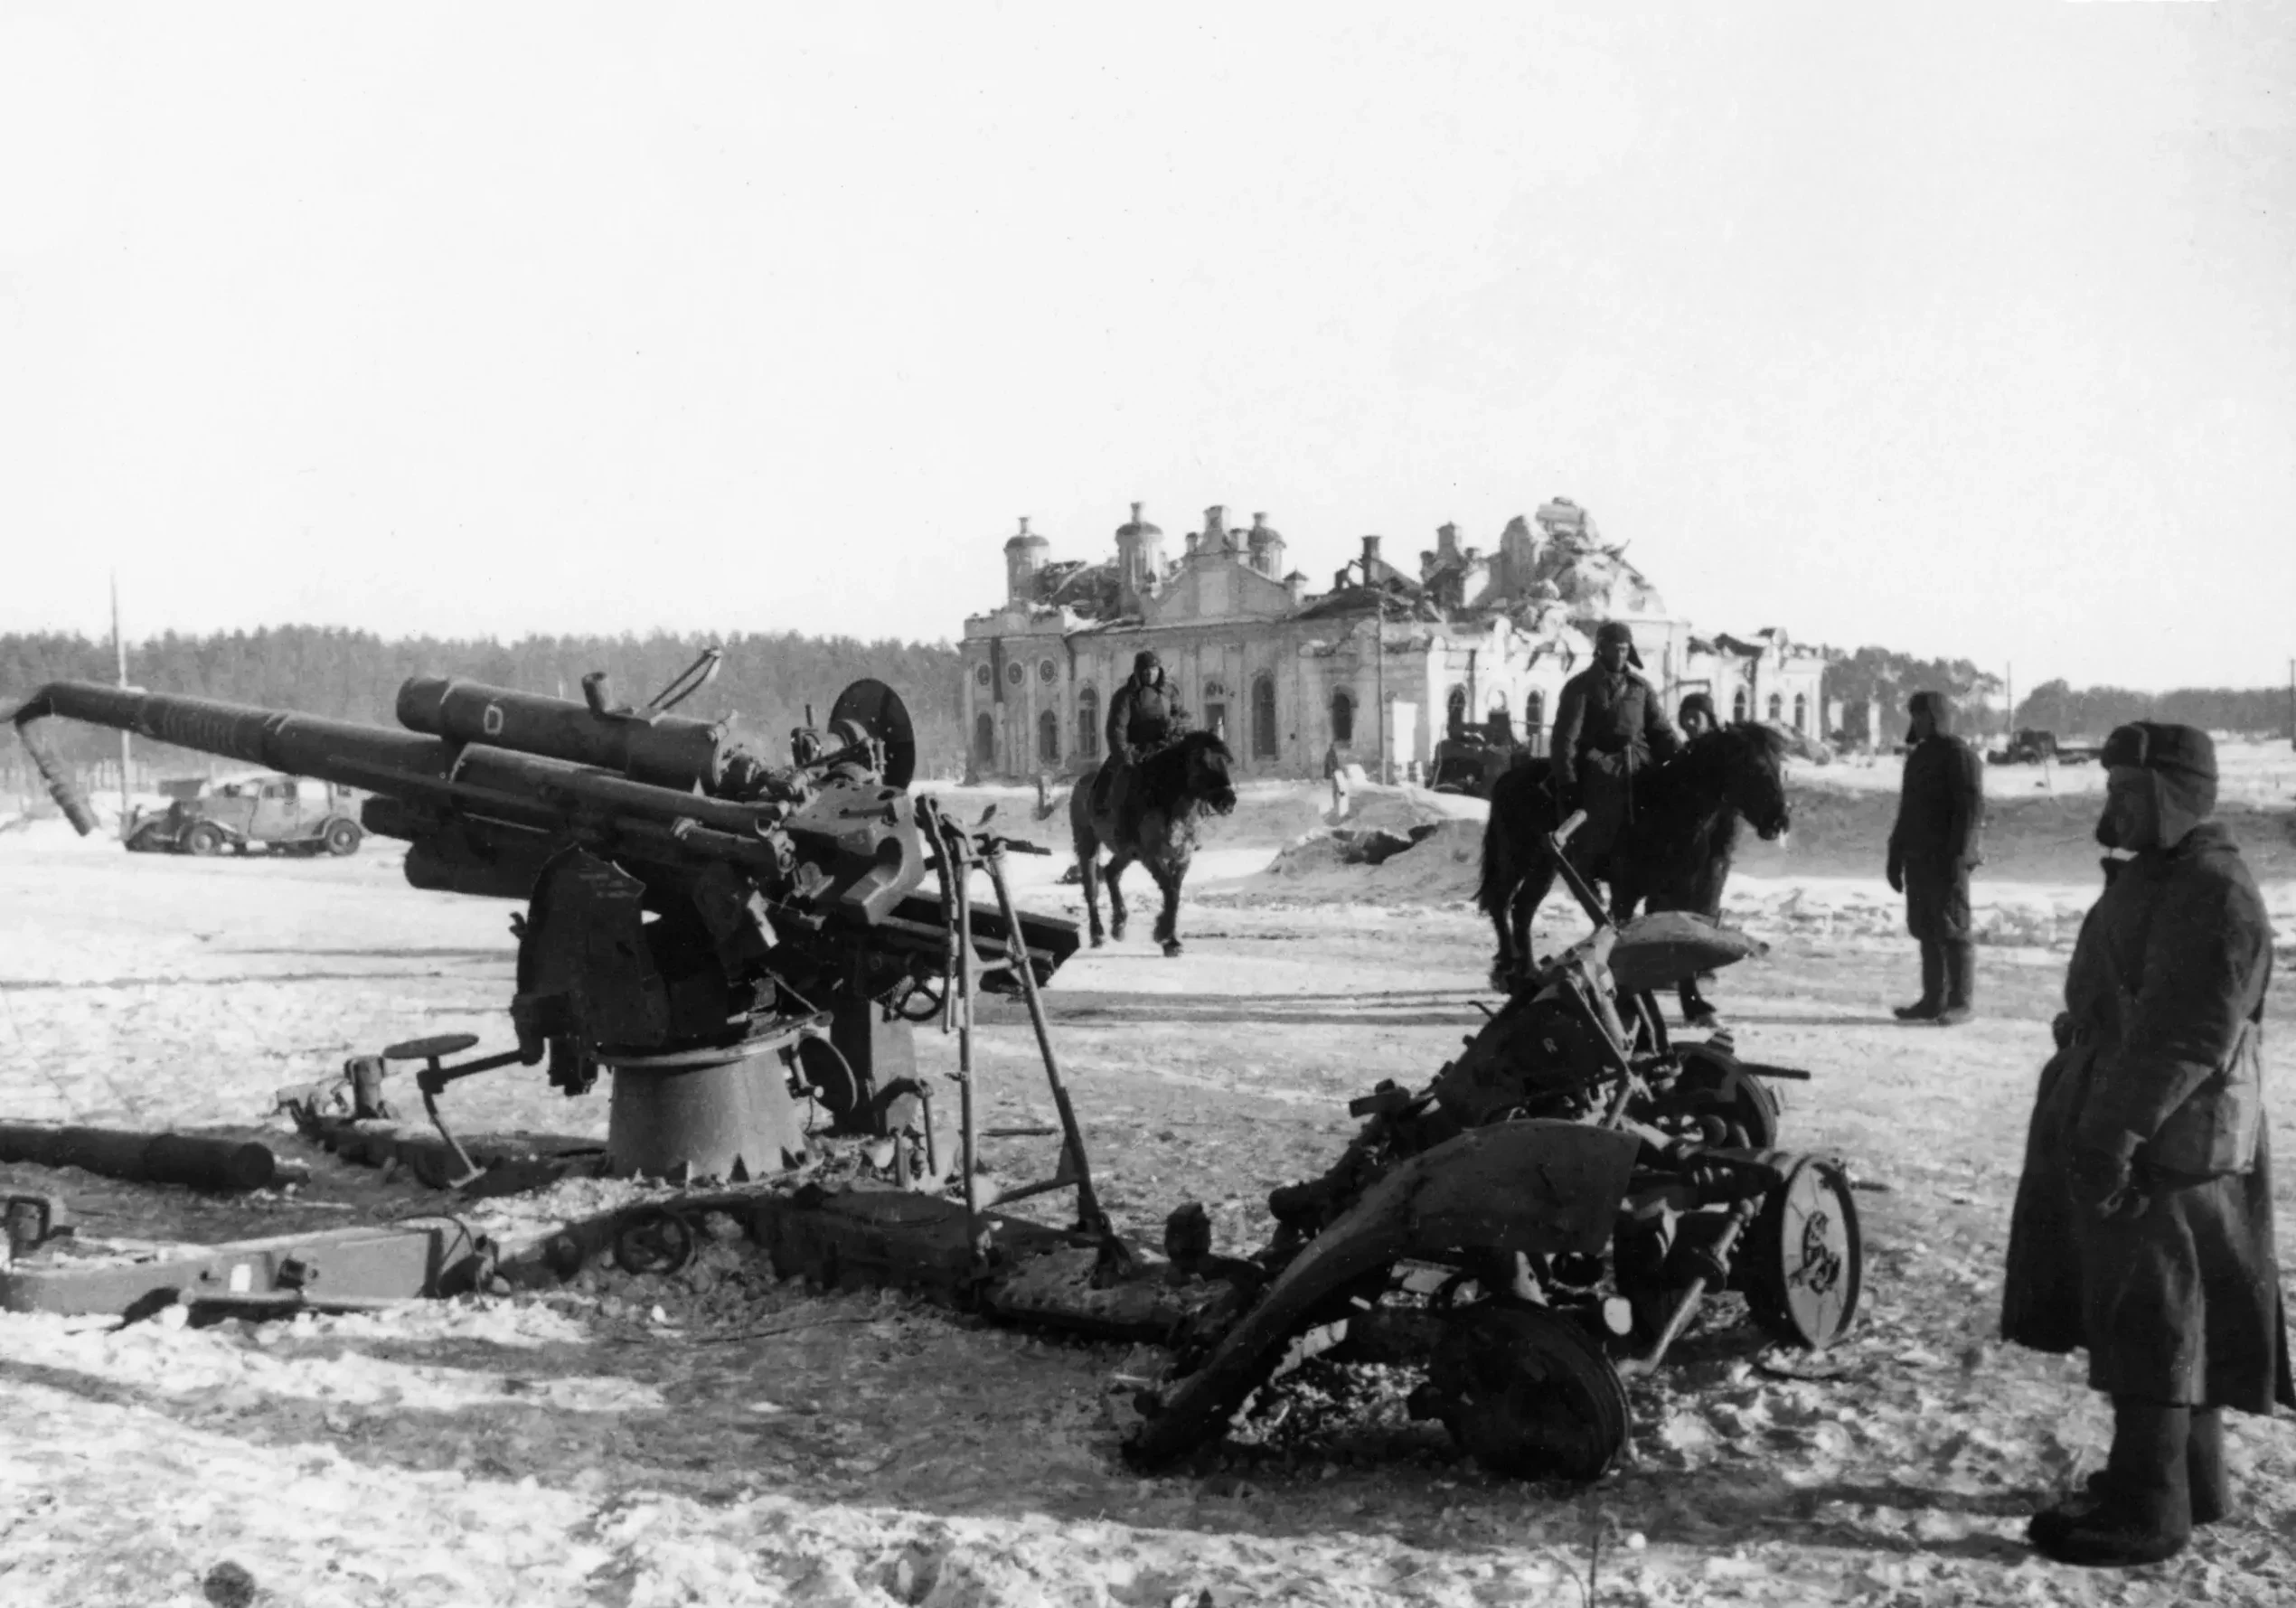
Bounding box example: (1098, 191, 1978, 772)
(323, 819, 362, 857)
(183, 823, 225, 857)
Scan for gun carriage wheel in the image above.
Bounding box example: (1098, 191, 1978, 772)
(1742, 1156, 1862, 1349)
(1661, 1044, 1781, 1152)
(1410, 1305, 1631, 1481)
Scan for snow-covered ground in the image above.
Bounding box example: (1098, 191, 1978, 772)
(1, 784, 2292, 1606)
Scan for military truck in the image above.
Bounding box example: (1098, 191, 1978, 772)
(1429, 731, 1532, 797)
(123, 772, 363, 857)
(1987, 729, 2102, 766)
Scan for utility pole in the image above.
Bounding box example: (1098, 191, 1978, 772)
(2004, 661, 2013, 740)
(1352, 552, 1389, 784)
(110, 574, 131, 823)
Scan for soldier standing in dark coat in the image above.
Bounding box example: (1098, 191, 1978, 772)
(1549, 622, 1680, 865)
(2002, 721, 2288, 1566)
(1886, 690, 1985, 1024)
(1093, 651, 1189, 817)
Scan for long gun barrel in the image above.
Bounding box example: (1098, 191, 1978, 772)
(11, 671, 1075, 1086)
(10, 664, 1077, 1175)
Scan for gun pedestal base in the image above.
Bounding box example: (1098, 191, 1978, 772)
(602, 1042, 809, 1183)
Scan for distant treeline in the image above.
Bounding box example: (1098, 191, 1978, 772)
(2009, 679, 2293, 740)
(1819, 651, 2290, 740)
(1820, 647, 2002, 712)
(0, 626, 967, 776)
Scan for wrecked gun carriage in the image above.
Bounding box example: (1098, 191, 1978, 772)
(1126, 828, 1864, 1483)
(11, 666, 1079, 1178)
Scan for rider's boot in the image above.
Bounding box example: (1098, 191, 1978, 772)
(1894, 940, 1943, 1021)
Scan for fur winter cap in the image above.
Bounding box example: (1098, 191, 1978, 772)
(1594, 621, 1642, 669)
(1905, 690, 1953, 738)
(1679, 691, 1719, 730)
(2102, 721, 2217, 845)
(1133, 650, 1162, 676)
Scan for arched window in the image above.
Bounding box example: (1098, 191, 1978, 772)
(1445, 684, 1468, 738)
(1793, 692, 1808, 733)
(1252, 673, 1278, 759)
(1767, 692, 1783, 722)
(974, 711, 996, 764)
(1331, 689, 1355, 746)
(1038, 709, 1060, 764)
(1732, 690, 1749, 723)
(1077, 687, 1100, 759)
(1524, 690, 1545, 735)
(1485, 691, 1513, 744)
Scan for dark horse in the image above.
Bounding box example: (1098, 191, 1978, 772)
(1478, 722, 1791, 1021)
(1069, 730, 1239, 956)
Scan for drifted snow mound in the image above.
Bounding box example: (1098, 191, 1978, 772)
(1226, 817, 1489, 906)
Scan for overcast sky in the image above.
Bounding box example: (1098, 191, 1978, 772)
(3, 3, 2290, 691)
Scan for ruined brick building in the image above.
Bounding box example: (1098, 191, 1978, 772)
(961, 499, 1828, 782)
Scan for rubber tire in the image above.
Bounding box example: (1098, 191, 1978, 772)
(1424, 1306, 1631, 1482)
(323, 819, 362, 857)
(183, 823, 225, 857)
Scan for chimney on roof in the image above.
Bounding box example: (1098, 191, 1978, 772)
(1360, 534, 1382, 572)
(1436, 522, 1460, 561)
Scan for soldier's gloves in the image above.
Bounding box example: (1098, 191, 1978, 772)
(1886, 854, 1905, 895)
(2068, 1133, 2149, 1221)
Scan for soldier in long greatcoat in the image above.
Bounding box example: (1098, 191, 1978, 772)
(1548, 622, 1680, 865)
(1886, 690, 1985, 1024)
(2002, 722, 2290, 1566)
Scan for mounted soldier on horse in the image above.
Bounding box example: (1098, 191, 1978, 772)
(1093, 651, 1191, 819)
(1549, 621, 1681, 865)
(1072, 650, 1237, 955)
(1482, 626, 1791, 1022)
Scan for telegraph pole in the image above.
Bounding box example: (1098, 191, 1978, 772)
(110, 574, 131, 823)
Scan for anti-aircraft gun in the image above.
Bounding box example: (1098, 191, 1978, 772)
(10, 652, 1080, 1184)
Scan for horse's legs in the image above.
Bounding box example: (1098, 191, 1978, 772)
(1680, 974, 1718, 1030)
(1104, 853, 1131, 941)
(1077, 847, 1105, 947)
(1150, 860, 1184, 955)
(1508, 859, 1557, 982)
(1486, 854, 1519, 985)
